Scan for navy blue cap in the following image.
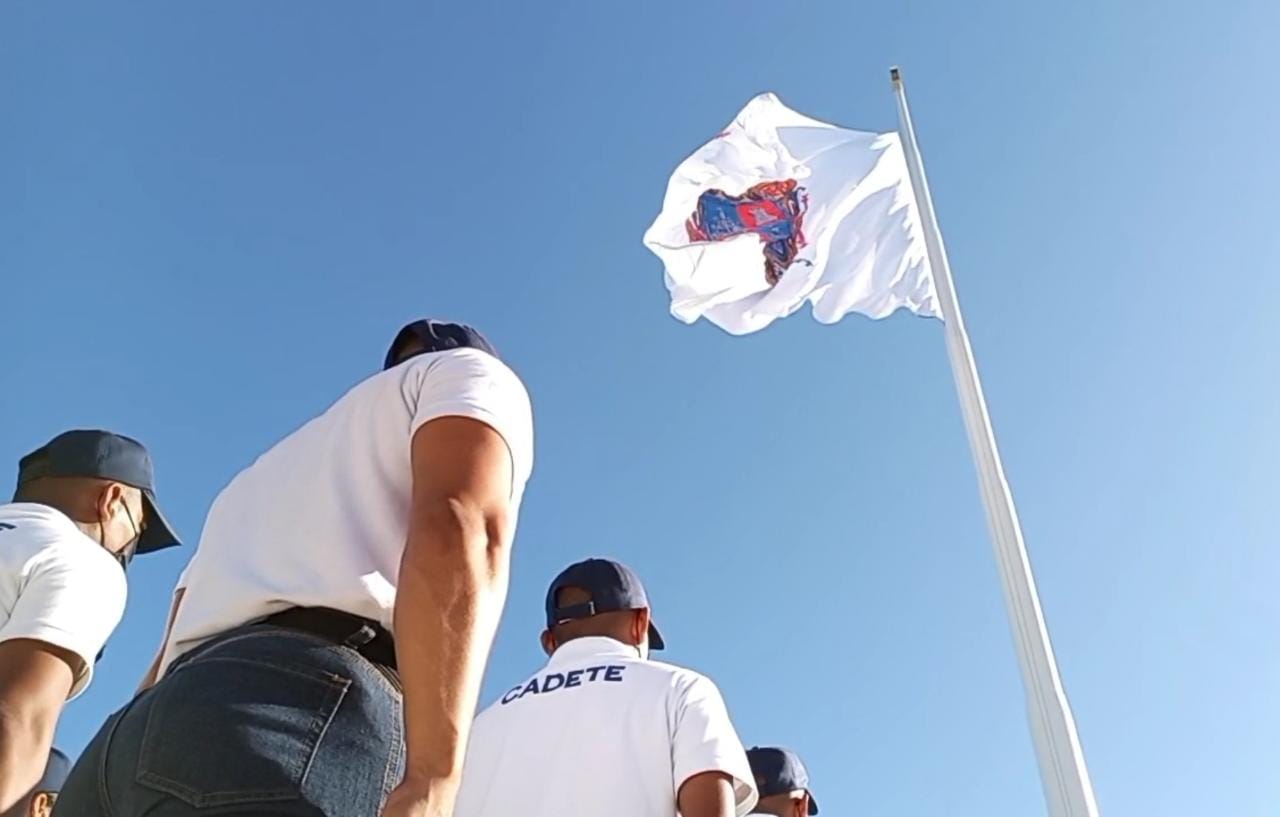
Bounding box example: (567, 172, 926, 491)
(544, 558, 665, 650)
(748, 747, 818, 814)
(383, 319, 498, 370)
(17, 430, 181, 555)
(36, 747, 71, 794)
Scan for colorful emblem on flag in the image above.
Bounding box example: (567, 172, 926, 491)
(685, 179, 808, 286)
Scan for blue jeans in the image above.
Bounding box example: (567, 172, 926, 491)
(55, 626, 405, 816)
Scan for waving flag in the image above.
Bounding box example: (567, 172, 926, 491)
(644, 93, 939, 335)
(643, 74, 1101, 817)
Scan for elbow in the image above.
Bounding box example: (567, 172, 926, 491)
(404, 497, 512, 582)
(0, 700, 57, 744)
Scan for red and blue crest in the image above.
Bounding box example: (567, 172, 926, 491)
(685, 179, 808, 286)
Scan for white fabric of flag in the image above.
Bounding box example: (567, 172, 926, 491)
(643, 93, 940, 335)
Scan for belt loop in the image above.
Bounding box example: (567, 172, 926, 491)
(344, 623, 377, 649)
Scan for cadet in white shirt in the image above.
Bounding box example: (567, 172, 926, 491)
(57, 319, 535, 817)
(0, 431, 180, 815)
(746, 747, 820, 816)
(455, 558, 758, 817)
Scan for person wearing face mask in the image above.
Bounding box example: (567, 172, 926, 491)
(454, 558, 759, 817)
(0, 430, 179, 816)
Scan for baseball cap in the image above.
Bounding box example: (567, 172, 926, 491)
(747, 746, 819, 814)
(383, 319, 498, 370)
(544, 558, 666, 650)
(16, 430, 181, 554)
(36, 747, 71, 794)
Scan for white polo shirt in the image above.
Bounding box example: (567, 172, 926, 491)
(0, 503, 127, 698)
(455, 637, 758, 817)
(158, 348, 534, 675)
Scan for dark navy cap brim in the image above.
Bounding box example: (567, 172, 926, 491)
(545, 558, 664, 648)
(37, 748, 71, 793)
(648, 621, 666, 651)
(136, 490, 181, 554)
(747, 746, 815, 811)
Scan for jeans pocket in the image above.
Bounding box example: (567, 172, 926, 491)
(135, 656, 351, 808)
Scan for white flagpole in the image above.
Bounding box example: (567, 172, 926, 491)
(889, 67, 1100, 817)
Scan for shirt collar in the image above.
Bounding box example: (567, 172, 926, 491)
(546, 636, 641, 667)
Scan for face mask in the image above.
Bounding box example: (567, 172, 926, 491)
(635, 619, 650, 660)
(101, 499, 140, 570)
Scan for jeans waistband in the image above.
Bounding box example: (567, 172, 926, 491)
(260, 607, 398, 674)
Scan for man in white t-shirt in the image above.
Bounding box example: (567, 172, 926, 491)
(0, 430, 180, 816)
(56, 319, 534, 817)
(454, 558, 758, 817)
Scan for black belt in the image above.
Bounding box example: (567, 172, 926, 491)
(261, 607, 399, 673)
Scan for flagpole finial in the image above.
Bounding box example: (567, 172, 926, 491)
(889, 66, 902, 86)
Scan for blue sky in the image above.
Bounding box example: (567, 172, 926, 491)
(3, 2, 1278, 814)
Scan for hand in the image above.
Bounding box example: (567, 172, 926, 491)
(380, 776, 458, 817)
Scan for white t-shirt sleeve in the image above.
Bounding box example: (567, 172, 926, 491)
(0, 546, 127, 699)
(408, 349, 535, 493)
(671, 673, 759, 816)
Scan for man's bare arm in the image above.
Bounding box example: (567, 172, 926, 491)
(386, 416, 516, 815)
(0, 639, 75, 817)
(677, 771, 739, 817)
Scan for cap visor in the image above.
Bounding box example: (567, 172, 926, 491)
(136, 490, 181, 554)
(808, 793, 819, 815)
(648, 621, 666, 651)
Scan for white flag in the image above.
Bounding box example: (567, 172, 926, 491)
(643, 93, 940, 335)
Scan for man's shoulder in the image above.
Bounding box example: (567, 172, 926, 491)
(643, 657, 714, 683)
(612, 657, 721, 699)
(0, 502, 71, 529)
(641, 659, 734, 706)
(318, 348, 528, 428)
(395, 347, 521, 383)
(0, 503, 96, 560)
(0, 506, 125, 658)
(307, 348, 528, 438)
